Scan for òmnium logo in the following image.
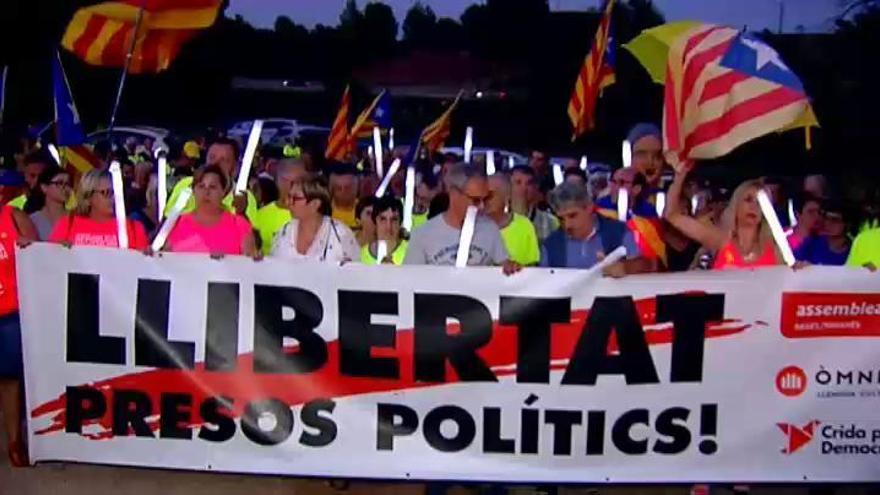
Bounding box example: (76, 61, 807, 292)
(776, 366, 807, 397)
(778, 421, 820, 454)
(812, 366, 880, 399)
(779, 420, 880, 456)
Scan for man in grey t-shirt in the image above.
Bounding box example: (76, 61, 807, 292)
(405, 163, 515, 270)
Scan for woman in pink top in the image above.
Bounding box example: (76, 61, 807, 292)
(49, 170, 149, 250)
(166, 165, 257, 257)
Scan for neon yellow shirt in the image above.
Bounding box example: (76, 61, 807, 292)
(501, 213, 540, 266)
(361, 240, 409, 265)
(253, 201, 292, 255)
(8, 194, 26, 210)
(847, 228, 880, 268)
(165, 176, 258, 223)
(411, 212, 428, 230)
(332, 204, 357, 228)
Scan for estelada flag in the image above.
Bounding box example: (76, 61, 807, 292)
(595, 205, 666, 265)
(62, 0, 221, 74)
(352, 91, 392, 139)
(663, 25, 815, 164)
(421, 90, 464, 154)
(567, 0, 616, 140)
(326, 86, 352, 162)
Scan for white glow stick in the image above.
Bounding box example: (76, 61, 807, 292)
(691, 195, 699, 216)
(157, 154, 168, 222)
(507, 155, 515, 169)
(464, 126, 474, 164)
(374, 158, 401, 198)
(622, 140, 632, 168)
(655, 192, 666, 217)
(402, 166, 416, 231)
(108, 161, 129, 249)
(787, 198, 797, 227)
(388, 128, 395, 152)
(236, 119, 263, 194)
(579, 155, 588, 171)
(373, 127, 384, 178)
(617, 189, 629, 221)
(455, 206, 478, 268)
(376, 240, 388, 265)
(758, 190, 796, 267)
(590, 246, 628, 277)
(151, 189, 193, 252)
(486, 150, 496, 176)
(553, 163, 564, 186)
(47, 144, 61, 165)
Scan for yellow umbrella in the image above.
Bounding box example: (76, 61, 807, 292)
(624, 21, 819, 149)
(622, 20, 702, 84)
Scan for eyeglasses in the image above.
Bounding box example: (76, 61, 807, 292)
(49, 180, 71, 188)
(463, 192, 492, 207)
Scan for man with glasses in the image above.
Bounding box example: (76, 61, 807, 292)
(795, 198, 851, 266)
(485, 173, 540, 266)
(595, 167, 657, 219)
(404, 163, 511, 268)
(252, 158, 310, 255)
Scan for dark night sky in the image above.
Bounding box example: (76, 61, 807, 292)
(228, 0, 838, 32)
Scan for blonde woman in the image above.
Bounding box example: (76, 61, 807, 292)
(271, 177, 359, 263)
(48, 169, 148, 250)
(665, 163, 782, 270)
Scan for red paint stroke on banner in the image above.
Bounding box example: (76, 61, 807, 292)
(32, 296, 759, 440)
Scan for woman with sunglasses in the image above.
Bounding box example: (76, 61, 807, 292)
(48, 169, 149, 250)
(270, 176, 360, 263)
(361, 196, 408, 265)
(0, 196, 37, 466)
(165, 165, 257, 257)
(25, 166, 72, 240)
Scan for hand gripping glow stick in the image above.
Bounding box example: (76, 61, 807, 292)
(388, 127, 395, 152)
(376, 240, 388, 265)
(553, 163, 564, 186)
(151, 188, 193, 252)
(373, 127, 384, 178)
(402, 165, 416, 231)
(109, 161, 129, 249)
(582, 246, 628, 278)
(507, 155, 515, 169)
(486, 150, 496, 176)
(374, 158, 401, 198)
(579, 155, 588, 171)
(464, 126, 474, 164)
(157, 153, 168, 222)
(757, 190, 796, 267)
(236, 119, 263, 194)
(622, 140, 632, 168)
(455, 206, 478, 268)
(47, 144, 61, 165)
(655, 191, 667, 218)
(617, 189, 629, 221)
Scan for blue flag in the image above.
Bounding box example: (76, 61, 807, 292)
(53, 52, 85, 146)
(0, 66, 7, 126)
(719, 33, 805, 94)
(373, 90, 392, 129)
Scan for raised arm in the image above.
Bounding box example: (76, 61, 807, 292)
(664, 164, 726, 251)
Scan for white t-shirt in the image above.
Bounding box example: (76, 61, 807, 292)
(270, 216, 360, 263)
(404, 213, 509, 266)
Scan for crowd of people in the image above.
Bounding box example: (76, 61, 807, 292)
(0, 121, 878, 470)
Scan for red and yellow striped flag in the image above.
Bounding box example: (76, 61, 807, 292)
(325, 85, 352, 162)
(63, 144, 104, 179)
(567, 0, 616, 140)
(61, 0, 221, 74)
(421, 91, 464, 154)
(349, 90, 387, 142)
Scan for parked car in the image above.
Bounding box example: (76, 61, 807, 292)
(227, 119, 330, 147)
(87, 126, 170, 158)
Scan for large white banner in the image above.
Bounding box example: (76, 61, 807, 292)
(16, 244, 880, 482)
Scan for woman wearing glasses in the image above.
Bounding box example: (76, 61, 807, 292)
(48, 169, 148, 250)
(25, 166, 72, 241)
(270, 176, 360, 263)
(165, 165, 257, 257)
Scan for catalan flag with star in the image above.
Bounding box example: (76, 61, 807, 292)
(62, 0, 221, 74)
(421, 91, 464, 154)
(567, 0, 616, 140)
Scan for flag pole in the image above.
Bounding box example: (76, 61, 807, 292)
(108, 2, 147, 133)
